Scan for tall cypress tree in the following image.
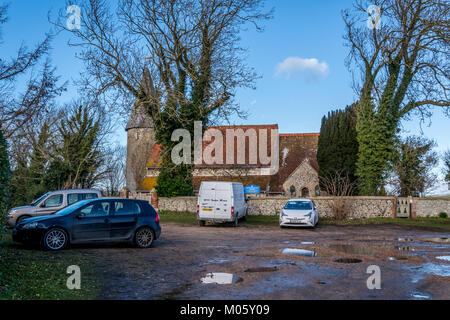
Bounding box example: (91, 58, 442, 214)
(0, 128, 11, 226)
(317, 104, 358, 194)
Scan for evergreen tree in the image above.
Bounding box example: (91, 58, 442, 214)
(317, 104, 359, 194)
(47, 105, 102, 189)
(0, 128, 11, 229)
(390, 136, 438, 196)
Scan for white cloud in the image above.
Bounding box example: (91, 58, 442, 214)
(275, 57, 329, 81)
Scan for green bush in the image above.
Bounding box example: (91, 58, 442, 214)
(439, 212, 448, 219)
(156, 163, 194, 197)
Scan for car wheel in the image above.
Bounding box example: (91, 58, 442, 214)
(16, 215, 31, 225)
(198, 220, 206, 227)
(135, 227, 155, 248)
(43, 228, 68, 251)
(234, 214, 239, 227)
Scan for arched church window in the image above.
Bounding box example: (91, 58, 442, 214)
(290, 185, 296, 197)
(301, 187, 310, 198)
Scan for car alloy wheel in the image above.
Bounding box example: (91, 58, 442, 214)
(135, 227, 154, 248)
(44, 228, 68, 251)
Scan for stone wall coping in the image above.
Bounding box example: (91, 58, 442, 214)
(155, 196, 399, 201)
(413, 197, 450, 201)
(247, 196, 397, 201)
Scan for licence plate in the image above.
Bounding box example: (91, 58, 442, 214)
(202, 208, 213, 212)
(290, 219, 302, 223)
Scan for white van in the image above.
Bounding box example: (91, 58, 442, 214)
(197, 181, 248, 227)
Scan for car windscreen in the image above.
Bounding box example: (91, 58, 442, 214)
(284, 201, 313, 210)
(30, 193, 50, 206)
(54, 200, 91, 216)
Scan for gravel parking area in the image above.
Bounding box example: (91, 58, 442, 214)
(77, 223, 450, 300)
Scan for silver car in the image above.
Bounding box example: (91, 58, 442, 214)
(279, 199, 319, 228)
(6, 189, 102, 227)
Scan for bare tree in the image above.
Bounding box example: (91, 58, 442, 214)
(320, 171, 358, 220)
(54, 0, 271, 137)
(97, 144, 127, 195)
(343, 0, 450, 195)
(0, 4, 66, 141)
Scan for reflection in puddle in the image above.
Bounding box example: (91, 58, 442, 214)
(398, 237, 414, 242)
(436, 255, 450, 262)
(245, 267, 277, 273)
(422, 237, 450, 244)
(334, 258, 362, 264)
(282, 248, 317, 257)
(388, 256, 407, 261)
(406, 263, 450, 283)
(201, 273, 242, 284)
(397, 246, 416, 252)
(301, 242, 315, 245)
(411, 292, 432, 300)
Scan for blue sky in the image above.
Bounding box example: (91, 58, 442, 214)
(2, 0, 449, 193)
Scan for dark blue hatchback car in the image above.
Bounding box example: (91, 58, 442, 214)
(13, 198, 161, 251)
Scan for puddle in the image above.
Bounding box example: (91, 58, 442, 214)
(244, 267, 278, 273)
(329, 244, 380, 256)
(422, 237, 450, 244)
(388, 257, 408, 261)
(411, 292, 432, 300)
(334, 258, 362, 264)
(208, 258, 230, 264)
(435, 255, 450, 262)
(282, 248, 317, 257)
(201, 273, 242, 284)
(397, 246, 416, 252)
(406, 262, 450, 283)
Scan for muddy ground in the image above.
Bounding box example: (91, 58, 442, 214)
(76, 223, 450, 300)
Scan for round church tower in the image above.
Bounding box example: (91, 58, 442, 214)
(125, 103, 156, 192)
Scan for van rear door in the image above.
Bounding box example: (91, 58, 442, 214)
(198, 183, 216, 219)
(214, 184, 232, 220)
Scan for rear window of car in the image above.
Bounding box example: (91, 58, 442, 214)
(84, 193, 99, 200)
(113, 200, 141, 215)
(68, 193, 83, 205)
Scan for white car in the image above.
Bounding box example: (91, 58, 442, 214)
(279, 199, 319, 228)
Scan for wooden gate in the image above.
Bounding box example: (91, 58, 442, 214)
(396, 197, 411, 218)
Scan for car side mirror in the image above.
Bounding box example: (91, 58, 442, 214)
(40, 203, 46, 208)
(76, 213, 85, 219)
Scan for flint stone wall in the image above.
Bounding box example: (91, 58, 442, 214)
(124, 192, 450, 219)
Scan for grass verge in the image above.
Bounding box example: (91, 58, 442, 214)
(0, 233, 100, 300)
(159, 211, 450, 231)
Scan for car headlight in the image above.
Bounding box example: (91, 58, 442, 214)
(6, 209, 14, 217)
(305, 212, 313, 217)
(281, 211, 287, 217)
(23, 222, 39, 229)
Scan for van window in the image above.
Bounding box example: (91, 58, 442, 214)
(84, 193, 99, 200)
(113, 200, 141, 215)
(68, 193, 83, 205)
(43, 194, 63, 208)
